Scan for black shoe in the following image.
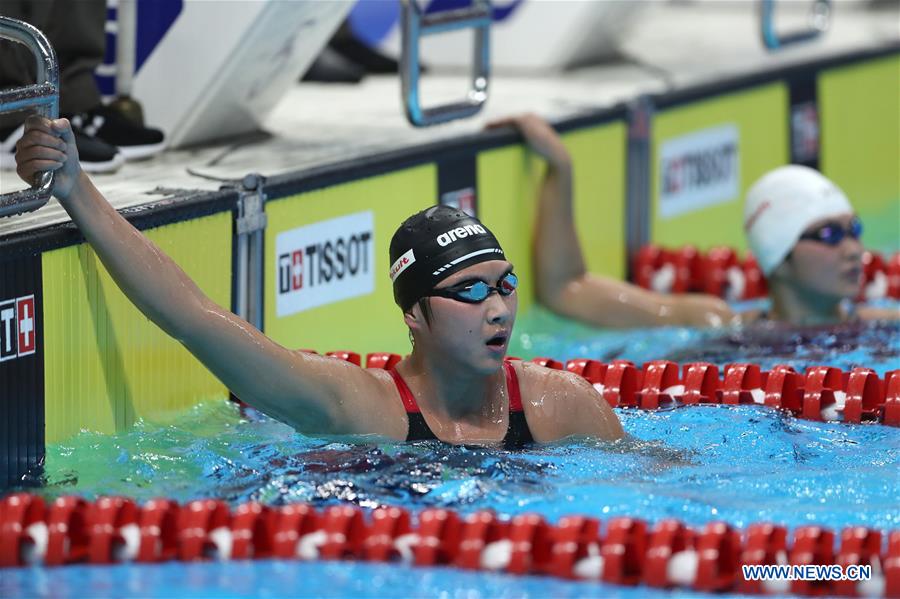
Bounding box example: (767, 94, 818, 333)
(0, 123, 124, 174)
(68, 105, 165, 161)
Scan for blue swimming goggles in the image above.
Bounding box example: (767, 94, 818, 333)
(427, 272, 518, 303)
(798, 217, 863, 246)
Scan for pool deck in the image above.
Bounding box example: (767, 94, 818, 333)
(1, 0, 898, 237)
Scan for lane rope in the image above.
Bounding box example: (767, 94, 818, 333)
(1, 493, 897, 597)
(631, 245, 900, 302)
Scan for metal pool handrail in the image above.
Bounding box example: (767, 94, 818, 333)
(760, 0, 832, 51)
(0, 17, 59, 218)
(400, 0, 491, 127)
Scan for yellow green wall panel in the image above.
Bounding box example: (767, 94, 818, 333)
(41, 213, 232, 443)
(264, 165, 437, 356)
(819, 55, 900, 252)
(477, 145, 542, 314)
(651, 84, 789, 251)
(478, 122, 628, 315)
(567, 125, 628, 280)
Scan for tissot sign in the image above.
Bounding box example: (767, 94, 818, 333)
(0, 295, 36, 362)
(659, 124, 740, 218)
(276, 212, 375, 316)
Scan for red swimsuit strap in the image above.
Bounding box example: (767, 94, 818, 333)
(389, 367, 420, 413)
(390, 362, 524, 414)
(503, 360, 524, 412)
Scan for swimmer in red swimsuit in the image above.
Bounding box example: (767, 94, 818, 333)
(15, 115, 623, 445)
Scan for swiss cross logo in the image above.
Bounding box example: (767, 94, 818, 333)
(278, 250, 304, 293)
(0, 294, 36, 361)
(17, 296, 35, 356)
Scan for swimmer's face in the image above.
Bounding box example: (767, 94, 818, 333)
(407, 260, 517, 374)
(781, 213, 863, 300)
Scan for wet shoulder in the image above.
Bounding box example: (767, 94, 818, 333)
(513, 360, 600, 442)
(516, 360, 598, 403)
(857, 304, 900, 322)
(296, 352, 408, 438)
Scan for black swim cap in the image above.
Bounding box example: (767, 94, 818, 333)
(389, 205, 506, 311)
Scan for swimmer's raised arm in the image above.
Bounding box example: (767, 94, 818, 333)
(493, 113, 734, 328)
(15, 116, 406, 437)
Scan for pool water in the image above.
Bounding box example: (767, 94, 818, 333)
(3, 307, 899, 597)
(30, 398, 900, 532)
(0, 559, 723, 599)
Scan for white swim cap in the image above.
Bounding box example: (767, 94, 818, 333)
(743, 165, 853, 276)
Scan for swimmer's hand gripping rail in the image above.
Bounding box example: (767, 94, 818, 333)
(0, 17, 58, 218)
(760, 0, 832, 51)
(400, 0, 491, 127)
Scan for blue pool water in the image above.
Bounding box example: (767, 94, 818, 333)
(3, 312, 899, 597)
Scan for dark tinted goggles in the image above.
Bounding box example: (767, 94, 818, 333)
(798, 217, 863, 246)
(427, 272, 518, 304)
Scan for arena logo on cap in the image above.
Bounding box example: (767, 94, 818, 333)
(0, 295, 36, 362)
(659, 124, 740, 218)
(276, 212, 375, 316)
(436, 224, 487, 247)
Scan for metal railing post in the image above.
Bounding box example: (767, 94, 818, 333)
(234, 174, 268, 331)
(400, 0, 491, 127)
(760, 0, 832, 51)
(626, 96, 654, 279)
(0, 17, 59, 217)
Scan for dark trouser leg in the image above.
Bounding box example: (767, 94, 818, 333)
(0, 0, 106, 130)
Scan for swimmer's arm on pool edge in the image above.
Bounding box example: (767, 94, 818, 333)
(15, 116, 408, 438)
(857, 305, 900, 321)
(493, 114, 735, 329)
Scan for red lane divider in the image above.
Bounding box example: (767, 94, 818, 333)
(790, 527, 836, 596)
(363, 506, 411, 562)
(547, 515, 601, 579)
(886, 531, 900, 597)
(231, 502, 277, 560)
(281, 352, 900, 428)
(884, 371, 900, 427)
(721, 363, 763, 406)
(177, 499, 230, 561)
(737, 523, 789, 595)
(88, 496, 139, 564)
(521, 356, 897, 427)
(600, 517, 648, 586)
(46, 496, 90, 566)
(1, 493, 899, 597)
(0, 493, 46, 567)
(632, 245, 900, 301)
(644, 519, 694, 588)
(638, 360, 680, 410)
(695, 522, 742, 593)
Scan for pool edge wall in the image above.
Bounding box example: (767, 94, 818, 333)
(1, 192, 237, 488)
(0, 45, 897, 489)
(649, 45, 900, 252)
